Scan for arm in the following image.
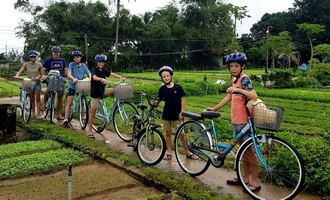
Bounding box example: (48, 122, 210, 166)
(179, 96, 186, 120)
(110, 72, 126, 81)
(226, 76, 258, 100)
(208, 94, 231, 111)
(15, 64, 26, 77)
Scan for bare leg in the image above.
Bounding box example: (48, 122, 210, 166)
(35, 91, 41, 116)
(88, 107, 97, 135)
(57, 93, 64, 119)
(64, 95, 74, 120)
(165, 130, 172, 155)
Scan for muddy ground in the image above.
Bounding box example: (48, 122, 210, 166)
(0, 162, 161, 200)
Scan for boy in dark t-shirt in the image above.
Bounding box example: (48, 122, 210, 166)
(87, 54, 126, 138)
(157, 66, 198, 160)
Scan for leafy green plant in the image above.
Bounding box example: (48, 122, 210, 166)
(0, 140, 62, 160)
(0, 149, 90, 179)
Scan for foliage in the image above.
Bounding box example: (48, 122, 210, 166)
(314, 44, 330, 58)
(309, 63, 330, 86)
(260, 70, 295, 88)
(0, 149, 90, 179)
(0, 140, 62, 160)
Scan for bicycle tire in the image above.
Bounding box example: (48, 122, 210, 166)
(22, 94, 31, 123)
(91, 100, 107, 133)
(137, 128, 166, 166)
(79, 95, 88, 130)
(49, 93, 55, 123)
(236, 135, 305, 200)
(112, 101, 138, 142)
(174, 121, 211, 176)
(18, 91, 24, 117)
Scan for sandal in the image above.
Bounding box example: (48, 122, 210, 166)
(57, 116, 64, 120)
(163, 154, 172, 160)
(247, 184, 261, 192)
(87, 133, 95, 138)
(226, 178, 240, 185)
(186, 154, 199, 160)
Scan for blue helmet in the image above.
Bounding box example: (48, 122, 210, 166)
(71, 50, 82, 57)
(28, 50, 38, 57)
(51, 46, 61, 52)
(158, 65, 173, 76)
(95, 54, 107, 62)
(226, 52, 247, 64)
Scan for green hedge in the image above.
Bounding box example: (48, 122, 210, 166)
(0, 140, 62, 160)
(0, 149, 90, 179)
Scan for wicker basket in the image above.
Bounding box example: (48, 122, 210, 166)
(114, 83, 133, 99)
(253, 103, 283, 131)
(21, 79, 35, 92)
(76, 80, 91, 94)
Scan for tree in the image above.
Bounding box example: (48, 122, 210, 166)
(229, 5, 250, 37)
(297, 23, 326, 67)
(314, 44, 330, 62)
(263, 31, 295, 68)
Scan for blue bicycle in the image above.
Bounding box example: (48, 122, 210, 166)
(174, 104, 304, 200)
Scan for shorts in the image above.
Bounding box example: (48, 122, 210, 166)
(32, 81, 41, 92)
(163, 120, 180, 133)
(90, 97, 101, 109)
(67, 88, 76, 96)
(233, 124, 250, 141)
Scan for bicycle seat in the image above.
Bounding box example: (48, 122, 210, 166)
(137, 103, 148, 110)
(201, 111, 220, 119)
(182, 112, 202, 120)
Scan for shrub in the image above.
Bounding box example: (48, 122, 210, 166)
(309, 63, 330, 86)
(293, 76, 320, 88)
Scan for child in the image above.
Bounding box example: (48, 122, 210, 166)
(15, 50, 42, 119)
(157, 66, 197, 160)
(87, 54, 126, 138)
(63, 51, 91, 128)
(207, 52, 261, 192)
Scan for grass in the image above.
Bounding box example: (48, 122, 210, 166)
(0, 77, 20, 97)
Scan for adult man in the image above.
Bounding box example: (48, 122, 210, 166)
(42, 46, 68, 120)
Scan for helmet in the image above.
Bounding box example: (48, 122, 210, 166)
(51, 46, 61, 52)
(158, 65, 173, 76)
(225, 52, 247, 64)
(95, 54, 107, 62)
(28, 50, 38, 57)
(71, 50, 82, 57)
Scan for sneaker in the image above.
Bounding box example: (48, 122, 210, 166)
(62, 121, 70, 128)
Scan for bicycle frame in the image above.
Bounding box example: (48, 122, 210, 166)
(205, 116, 269, 170)
(94, 97, 129, 125)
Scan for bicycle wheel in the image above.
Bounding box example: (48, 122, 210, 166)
(112, 101, 138, 142)
(236, 135, 305, 200)
(137, 128, 166, 166)
(22, 94, 32, 123)
(18, 91, 24, 117)
(47, 93, 55, 123)
(79, 95, 88, 130)
(91, 100, 107, 133)
(174, 121, 211, 176)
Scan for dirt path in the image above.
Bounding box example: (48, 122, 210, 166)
(0, 162, 161, 200)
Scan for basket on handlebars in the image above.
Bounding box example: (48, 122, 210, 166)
(76, 80, 91, 94)
(47, 70, 65, 92)
(252, 103, 283, 131)
(114, 83, 133, 100)
(21, 79, 35, 92)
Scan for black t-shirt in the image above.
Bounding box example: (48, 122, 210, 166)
(158, 83, 185, 120)
(91, 66, 111, 98)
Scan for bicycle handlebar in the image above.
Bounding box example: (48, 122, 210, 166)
(138, 91, 160, 108)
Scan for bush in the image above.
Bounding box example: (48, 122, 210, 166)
(309, 63, 330, 86)
(260, 70, 295, 88)
(293, 76, 320, 88)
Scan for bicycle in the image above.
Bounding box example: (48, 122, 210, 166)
(130, 91, 166, 166)
(174, 103, 305, 200)
(91, 82, 138, 141)
(16, 77, 36, 123)
(43, 70, 66, 123)
(64, 79, 89, 129)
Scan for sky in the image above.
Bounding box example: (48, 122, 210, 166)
(0, 0, 294, 54)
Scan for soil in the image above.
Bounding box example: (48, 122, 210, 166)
(0, 162, 161, 200)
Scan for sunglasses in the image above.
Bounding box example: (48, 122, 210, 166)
(30, 56, 36, 58)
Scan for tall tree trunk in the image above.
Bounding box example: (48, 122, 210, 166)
(309, 37, 313, 69)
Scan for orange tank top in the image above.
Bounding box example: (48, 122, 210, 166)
(231, 75, 248, 124)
